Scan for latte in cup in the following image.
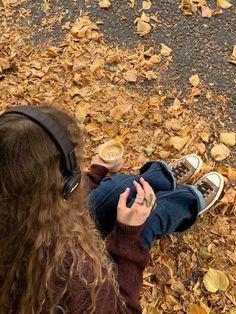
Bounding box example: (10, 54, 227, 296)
(99, 141, 124, 172)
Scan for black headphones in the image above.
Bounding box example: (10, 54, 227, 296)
(4, 105, 81, 199)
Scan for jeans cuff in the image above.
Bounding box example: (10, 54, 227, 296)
(158, 161, 176, 190)
(186, 185, 206, 212)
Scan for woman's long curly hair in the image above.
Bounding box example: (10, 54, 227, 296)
(0, 105, 119, 314)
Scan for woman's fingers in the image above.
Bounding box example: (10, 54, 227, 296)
(133, 180, 145, 198)
(140, 177, 153, 195)
(117, 187, 130, 210)
(117, 179, 156, 226)
(140, 177, 156, 208)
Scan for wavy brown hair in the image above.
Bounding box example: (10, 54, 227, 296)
(0, 105, 119, 314)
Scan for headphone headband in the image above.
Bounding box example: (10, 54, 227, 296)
(4, 106, 76, 174)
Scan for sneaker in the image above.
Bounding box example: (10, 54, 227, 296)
(170, 154, 203, 186)
(195, 172, 224, 215)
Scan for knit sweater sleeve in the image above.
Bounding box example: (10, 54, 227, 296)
(106, 221, 150, 313)
(83, 164, 109, 191)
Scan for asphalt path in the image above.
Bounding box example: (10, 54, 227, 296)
(9, 0, 236, 129)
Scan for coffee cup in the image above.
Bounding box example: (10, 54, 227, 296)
(99, 141, 124, 172)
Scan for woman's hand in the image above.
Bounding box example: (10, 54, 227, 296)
(91, 154, 124, 172)
(117, 177, 156, 226)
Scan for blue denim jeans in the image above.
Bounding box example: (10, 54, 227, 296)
(88, 161, 205, 249)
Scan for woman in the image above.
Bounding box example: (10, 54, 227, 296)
(0, 105, 224, 313)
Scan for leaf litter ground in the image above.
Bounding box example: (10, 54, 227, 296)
(0, 2, 236, 313)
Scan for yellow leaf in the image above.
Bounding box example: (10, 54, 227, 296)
(200, 131, 210, 143)
(233, 45, 236, 58)
(170, 136, 189, 150)
(159, 150, 171, 159)
(188, 303, 208, 314)
(141, 12, 150, 22)
(201, 5, 213, 18)
(142, 0, 152, 10)
(211, 144, 230, 161)
(189, 74, 200, 87)
(1, 0, 9, 8)
(145, 146, 154, 156)
(160, 43, 172, 57)
(203, 268, 229, 293)
(75, 102, 89, 124)
(85, 122, 99, 133)
(136, 19, 151, 36)
(220, 132, 236, 146)
(230, 308, 236, 314)
(196, 143, 206, 155)
(217, 0, 232, 9)
(98, 0, 111, 8)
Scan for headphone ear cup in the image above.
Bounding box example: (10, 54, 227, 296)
(62, 169, 81, 199)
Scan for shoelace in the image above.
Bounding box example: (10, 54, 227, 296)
(196, 181, 213, 198)
(172, 162, 189, 180)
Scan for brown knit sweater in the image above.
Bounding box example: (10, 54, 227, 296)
(67, 222, 150, 313)
(65, 165, 150, 313)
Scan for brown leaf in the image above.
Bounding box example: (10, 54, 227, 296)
(211, 217, 230, 236)
(0, 58, 10, 73)
(110, 104, 132, 120)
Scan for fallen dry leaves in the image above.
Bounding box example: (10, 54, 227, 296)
(0, 4, 236, 314)
(179, 0, 229, 17)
